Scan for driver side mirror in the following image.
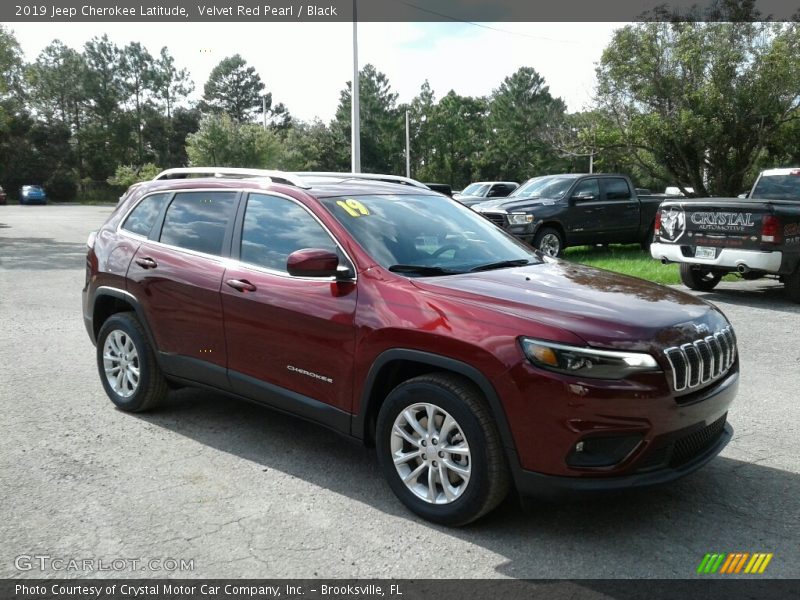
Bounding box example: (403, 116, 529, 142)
(287, 249, 352, 279)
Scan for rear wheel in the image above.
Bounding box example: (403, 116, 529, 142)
(533, 227, 564, 257)
(640, 224, 655, 251)
(375, 373, 510, 526)
(96, 312, 168, 412)
(785, 267, 800, 303)
(679, 263, 723, 291)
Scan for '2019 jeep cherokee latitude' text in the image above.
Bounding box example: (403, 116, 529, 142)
(83, 170, 738, 525)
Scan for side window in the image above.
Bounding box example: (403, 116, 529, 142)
(605, 178, 632, 200)
(240, 194, 338, 272)
(159, 192, 236, 256)
(121, 193, 170, 237)
(572, 179, 600, 199)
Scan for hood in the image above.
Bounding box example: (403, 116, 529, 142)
(473, 196, 560, 213)
(411, 259, 729, 353)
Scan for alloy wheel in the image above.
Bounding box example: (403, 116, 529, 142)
(102, 330, 140, 398)
(390, 402, 471, 504)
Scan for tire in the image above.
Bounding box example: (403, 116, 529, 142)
(740, 271, 764, 281)
(96, 312, 168, 412)
(375, 373, 511, 526)
(679, 263, 723, 291)
(533, 227, 564, 257)
(640, 225, 655, 251)
(785, 268, 800, 303)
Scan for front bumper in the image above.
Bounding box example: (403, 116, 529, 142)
(514, 422, 732, 499)
(651, 242, 783, 273)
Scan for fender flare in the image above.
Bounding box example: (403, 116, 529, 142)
(352, 348, 518, 456)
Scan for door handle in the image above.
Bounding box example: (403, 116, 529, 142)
(135, 257, 158, 269)
(226, 279, 257, 292)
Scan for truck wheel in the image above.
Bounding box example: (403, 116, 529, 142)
(679, 264, 722, 291)
(96, 312, 168, 412)
(785, 268, 800, 303)
(533, 227, 564, 257)
(640, 225, 655, 251)
(375, 373, 510, 526)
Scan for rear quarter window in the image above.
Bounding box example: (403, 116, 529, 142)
(121, 193, 170, 237)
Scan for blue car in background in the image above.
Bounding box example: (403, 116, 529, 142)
(20, 185, 47, 205)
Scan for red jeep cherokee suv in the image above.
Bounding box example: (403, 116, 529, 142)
(83, 169, 738, 525)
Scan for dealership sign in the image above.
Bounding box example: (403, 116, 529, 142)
(690, 211, 756, 232)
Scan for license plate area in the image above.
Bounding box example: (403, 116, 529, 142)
(694, 246, 716, 259)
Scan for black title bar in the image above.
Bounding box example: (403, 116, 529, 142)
(3, 0, 800, 22)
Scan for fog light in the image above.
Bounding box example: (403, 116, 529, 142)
(566, 435, 643, 468)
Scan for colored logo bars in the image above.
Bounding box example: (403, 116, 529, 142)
(697, 553, 774, 574)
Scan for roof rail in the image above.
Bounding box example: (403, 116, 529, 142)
(296, 171, 429, 189)
(153, 167, 311, 189)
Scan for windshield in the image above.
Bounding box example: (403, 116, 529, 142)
(510, 176, 575, 199)
(751, 174, 800, 201)
(460, 183, 489, 196)
(320, 194, 541, 275)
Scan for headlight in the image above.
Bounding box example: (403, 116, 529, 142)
(507, 213, 534, 225)
(520, 337, 659, 379)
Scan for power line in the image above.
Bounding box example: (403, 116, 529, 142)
(391, 0, 580, 44)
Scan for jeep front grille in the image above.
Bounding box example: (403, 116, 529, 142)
(664, 327, 736, 393)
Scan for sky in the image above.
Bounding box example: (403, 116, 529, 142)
(8, 21, 625, 123)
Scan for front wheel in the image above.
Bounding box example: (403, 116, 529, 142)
(679, 263, 723, 291)
(533, 227, 564, 257)
(375, 373, 510, 526)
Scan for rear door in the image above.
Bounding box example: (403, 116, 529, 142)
(221, 192, 357, 420)
(126, 190, 239, 387)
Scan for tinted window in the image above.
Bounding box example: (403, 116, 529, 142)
(240, 194, 337, 272)
(605, 178, 632, 200)
(572, 179, 600, 198)
(122, 193, 170, 237)
(159, 192, 236, 256)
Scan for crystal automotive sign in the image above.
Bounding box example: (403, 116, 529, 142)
(689, 211, 756, 232)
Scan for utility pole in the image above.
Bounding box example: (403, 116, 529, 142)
(262, 95, 267, 130)
(405, 110, 411, 178)
(351, 0, 361, 173)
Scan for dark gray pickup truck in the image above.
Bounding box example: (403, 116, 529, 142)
(472, 173, 664, 256)
(650, 168, 800, 302)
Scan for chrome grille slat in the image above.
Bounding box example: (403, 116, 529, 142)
(664, 326, 736, 393)
(481, 213, 506, 228)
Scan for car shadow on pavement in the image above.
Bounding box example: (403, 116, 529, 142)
(690, 281, 800, 315)
(0, 237, 87, 269)
(132, 388, 800, 578)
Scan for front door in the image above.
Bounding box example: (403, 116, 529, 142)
(221, 192, 357, 420)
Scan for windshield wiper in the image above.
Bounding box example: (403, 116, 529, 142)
(388, 264, 462, 276)
(469, 259, 532, 272)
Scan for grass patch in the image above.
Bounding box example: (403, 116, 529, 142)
(564, 244, 681, 284)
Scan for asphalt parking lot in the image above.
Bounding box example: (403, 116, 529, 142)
(1, 205, 798, 579)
